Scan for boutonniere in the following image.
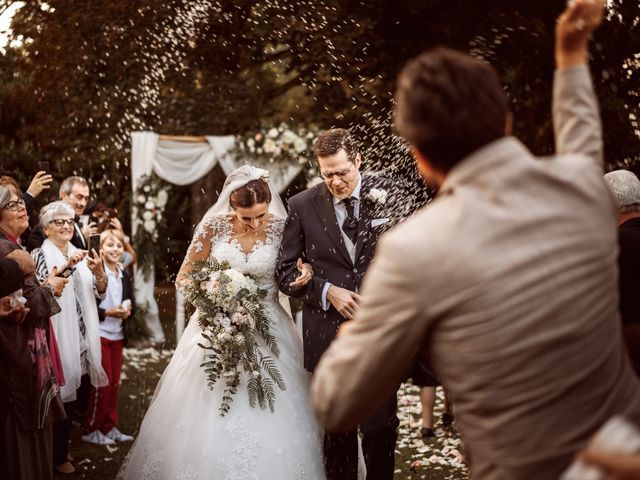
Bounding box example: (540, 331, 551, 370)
(365, 188, 388, 205)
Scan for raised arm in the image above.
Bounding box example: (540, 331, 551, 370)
(553, 0, 605, 166)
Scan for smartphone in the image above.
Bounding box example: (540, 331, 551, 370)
(56, 266, 76, 278)
(37, 161, 50, 172)
(89, 234, 101, 258)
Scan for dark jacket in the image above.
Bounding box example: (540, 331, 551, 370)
(0, 232, 64, 431)
(276, 175, 412, 371)
(0, 258, 23, 297)
(619, 217, 640, 325)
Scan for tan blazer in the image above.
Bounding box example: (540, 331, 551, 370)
(311, 65, 640, 480)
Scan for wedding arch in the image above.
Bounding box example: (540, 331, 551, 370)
(130, 131, 305, 342)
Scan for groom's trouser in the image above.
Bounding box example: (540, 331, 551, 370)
(323, 394, 398, 480)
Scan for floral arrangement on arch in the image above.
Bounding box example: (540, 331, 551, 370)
(133, 173, 171, 278)
(235, 123, 317, 167)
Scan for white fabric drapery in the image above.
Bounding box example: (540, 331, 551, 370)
(130, 131, 304, 342)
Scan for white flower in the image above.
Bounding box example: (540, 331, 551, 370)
(263, 138, 277, 153)
(366, 188, 388, 205)
(137, 195, 146, 204)
(247, 138, 255, 149)
(142, 210, 153, 221)
(217, 332, 232, 343)
(267, 128, 279, 138)
(144, 200, 155, 210)
(143, 185, 151, 192)
(293, 137, 307, 153)
(220, 316, 231, 328)
(143, 219, 156, 232)
(157, 190, 168, 208)
(231, 312, 245, 325)
(281, 130, 297, 144)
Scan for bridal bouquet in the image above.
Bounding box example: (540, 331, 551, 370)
(185, 258, 285, 415)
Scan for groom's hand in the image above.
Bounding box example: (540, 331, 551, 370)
(327, 285, 362, 320)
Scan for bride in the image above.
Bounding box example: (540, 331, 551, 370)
(118, 166, 326, 479)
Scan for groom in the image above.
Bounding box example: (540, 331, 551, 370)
(277, 128, 407, 480)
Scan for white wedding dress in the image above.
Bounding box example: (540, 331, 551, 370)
(118, 215, 326, 480)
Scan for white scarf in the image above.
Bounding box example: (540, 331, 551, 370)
(41, 239, 108, 402)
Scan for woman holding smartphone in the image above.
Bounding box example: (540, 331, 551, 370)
(82, 228, 135, 445)
(31, 200, 108, 475)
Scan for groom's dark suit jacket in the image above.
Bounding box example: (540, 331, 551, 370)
(277, 174, 411, 371)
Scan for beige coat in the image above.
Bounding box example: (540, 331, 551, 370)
(311, 65, 640, 480)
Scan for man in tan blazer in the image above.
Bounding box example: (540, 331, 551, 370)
(311, 1, 640, 479)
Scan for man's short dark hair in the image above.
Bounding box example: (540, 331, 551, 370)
(313, 128, 359, 163)
(395, 47, 509, 172)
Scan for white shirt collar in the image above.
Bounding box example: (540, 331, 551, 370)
(332, 173, 362, 205)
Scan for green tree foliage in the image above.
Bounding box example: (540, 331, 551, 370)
(0, 0, 637, 275)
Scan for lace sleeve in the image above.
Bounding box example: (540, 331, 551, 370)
(176, 215, 227, 295)
(268, 217, 286, 245)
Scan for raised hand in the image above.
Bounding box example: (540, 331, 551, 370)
(86, 251, 107, 293)
(327, 285, 362, 320)
(46, 266, 69, 297)
(556, 0, 605, 69)
(289, 258, 314, 288)
(66, 250, 87, 268)
(82, 222, 98, 242)
(109, 216, 124, 232)
(27, 171, 53, 198)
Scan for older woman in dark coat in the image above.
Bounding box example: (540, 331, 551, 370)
(0, 186, 66, 480)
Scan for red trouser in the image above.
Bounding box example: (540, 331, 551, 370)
(85, 337, 124, 433)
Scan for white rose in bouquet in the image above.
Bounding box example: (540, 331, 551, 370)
(142, 210, 154, 221)
(267, 128, 279, 138)
(137, 195, 146, 204)
(231, 312, 246, 325)
(220, 316, 232, 329)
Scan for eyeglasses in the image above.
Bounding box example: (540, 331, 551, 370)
(2, 199, 26, 212)
(319, 166, 354, 181)
(49, 219, 75, 227)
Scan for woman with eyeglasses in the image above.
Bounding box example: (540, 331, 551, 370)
(31, 200, 109, 475)
(0, 186, 66, 480)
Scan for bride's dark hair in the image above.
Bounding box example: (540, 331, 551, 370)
(229, 179, 271, 208)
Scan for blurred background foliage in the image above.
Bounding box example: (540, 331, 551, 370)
(0, 0, 638, 279)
